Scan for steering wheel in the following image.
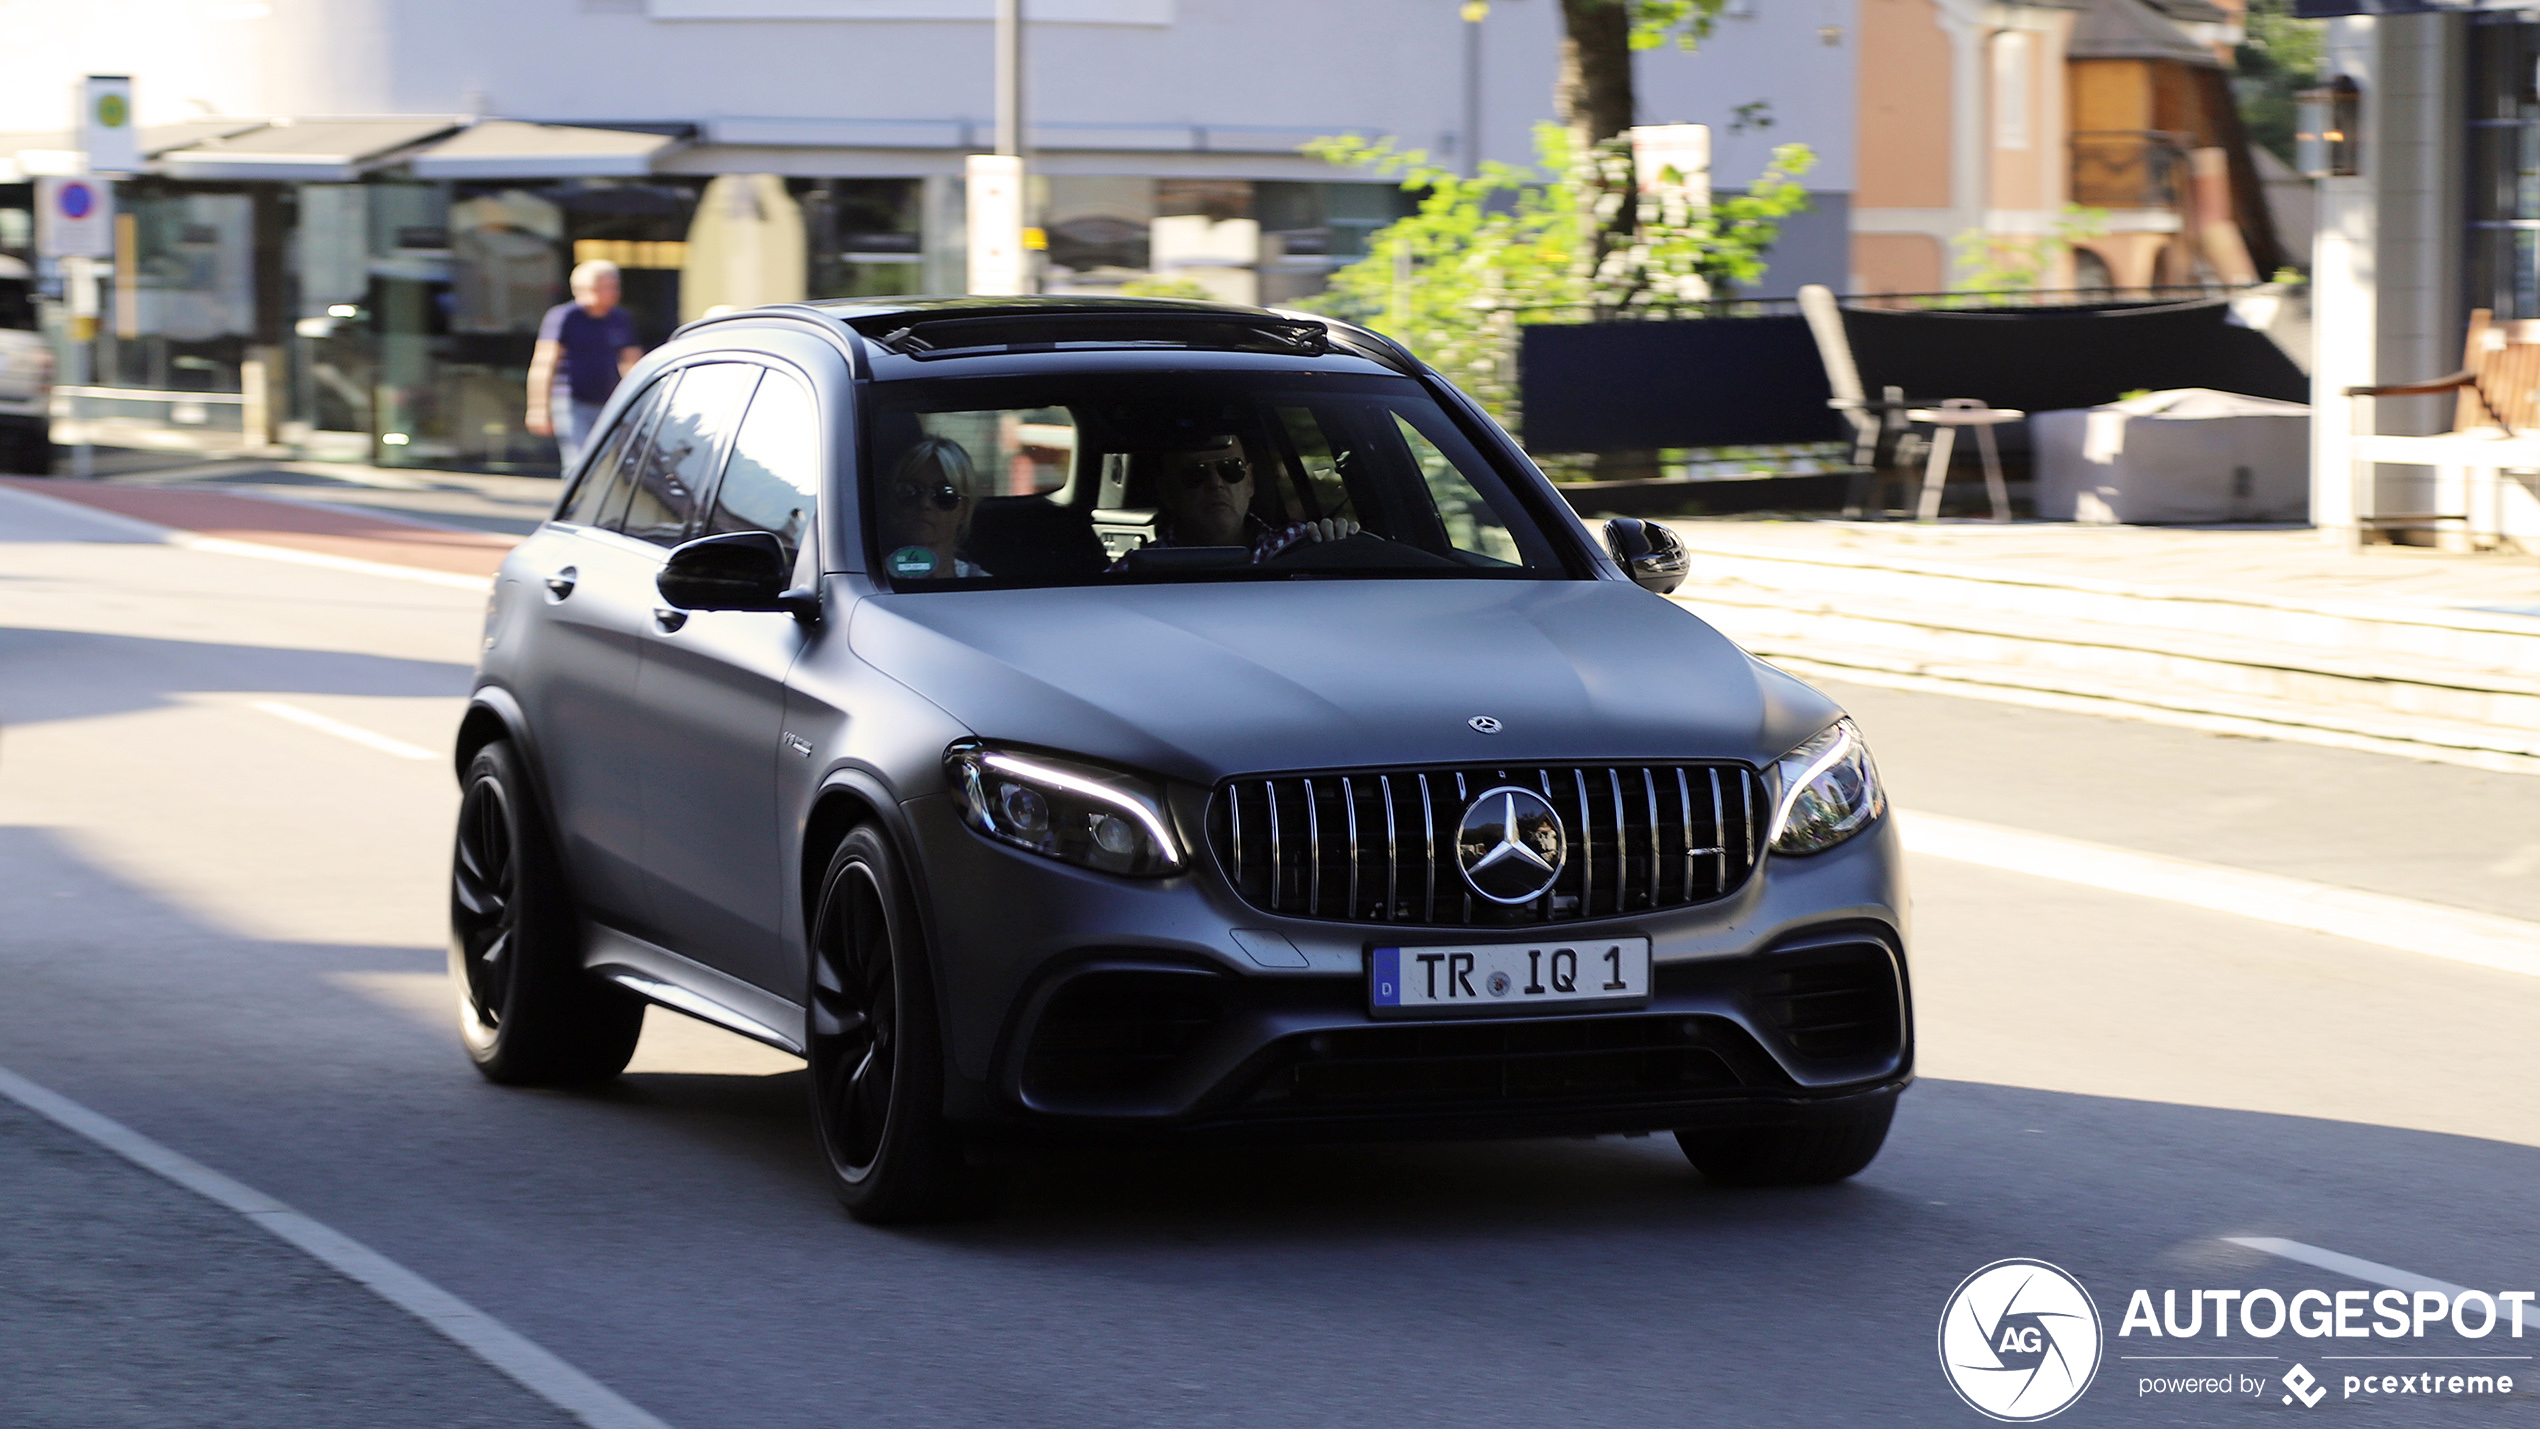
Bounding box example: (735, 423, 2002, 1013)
(1261, 530, 1458, 570)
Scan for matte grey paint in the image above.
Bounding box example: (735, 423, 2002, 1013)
(468, 300, 1907, 1136)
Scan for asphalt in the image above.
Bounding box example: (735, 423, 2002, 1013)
(0, 1097, 577, 1429)
(3, 477, 2537, 1426)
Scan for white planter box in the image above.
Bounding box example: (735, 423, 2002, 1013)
(2032, 388, 2311, 524)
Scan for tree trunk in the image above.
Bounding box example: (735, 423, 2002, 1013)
(1558, 0, 1661, 484)
(1557, 0, 1636, 152)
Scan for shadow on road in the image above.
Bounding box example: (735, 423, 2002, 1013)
(0, 627, 472, 728)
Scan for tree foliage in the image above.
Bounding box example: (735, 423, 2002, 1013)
(1949, 206, 2110, 294)
(2235, 0, 2326, 165)
(1304, 125, 1814, 427)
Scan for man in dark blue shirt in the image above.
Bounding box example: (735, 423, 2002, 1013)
(526, 259, 642, 472)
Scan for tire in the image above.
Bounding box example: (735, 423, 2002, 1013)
(448, 739, 643, 1084)
(806, 824, 974, 1223)
(1676, 1091, 1897, 1187)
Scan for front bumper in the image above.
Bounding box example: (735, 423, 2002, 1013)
(902, 791, 1912, 1137)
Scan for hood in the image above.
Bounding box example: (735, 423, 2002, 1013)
(848, 578, 1842, 784)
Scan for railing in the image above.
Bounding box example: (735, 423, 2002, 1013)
(2070, 129, 2190, 209)
(1504, 285, 2239, 322)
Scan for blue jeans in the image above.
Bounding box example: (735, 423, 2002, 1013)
(552, 395, 606, 473)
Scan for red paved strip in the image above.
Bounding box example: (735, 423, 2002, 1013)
(0, 478, 520, 578)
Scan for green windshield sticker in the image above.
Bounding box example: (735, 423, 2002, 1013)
(887, 546, 939, 578)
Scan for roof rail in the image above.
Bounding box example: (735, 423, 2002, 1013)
(852, 308, 1332, 360)
(668, 304, 868, 375)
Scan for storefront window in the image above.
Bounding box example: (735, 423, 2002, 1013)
(797, 179, 924, 298)
(355, 178, 700, 471)
(2470, 14, 2540, 319)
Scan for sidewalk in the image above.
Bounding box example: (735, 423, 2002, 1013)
(1666, 519, 2540, 774)
(0, 454, 543, 582)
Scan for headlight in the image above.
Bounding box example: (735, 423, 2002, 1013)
(1767, 718, 1886, 856)
(945, 741, 1186, 876)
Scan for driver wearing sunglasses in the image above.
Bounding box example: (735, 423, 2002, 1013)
(879, 436, 992, 580)
(1143, 433, 1357, 564)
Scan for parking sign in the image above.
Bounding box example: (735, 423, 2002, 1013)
(37, 176, 115, 259)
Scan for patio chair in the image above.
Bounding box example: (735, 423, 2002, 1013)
(2341, 308, 2540, 547)
(1798, 284, 2017, 521)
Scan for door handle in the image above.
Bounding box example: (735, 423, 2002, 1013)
(544, 567, 577, 600)
(652, 607, 688, 633)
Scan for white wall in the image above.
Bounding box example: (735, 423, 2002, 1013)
(0, 0, 1853, 190)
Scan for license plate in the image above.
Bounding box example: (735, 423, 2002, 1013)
(1369, 937, 1651, 1016)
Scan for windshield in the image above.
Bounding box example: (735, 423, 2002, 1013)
(862, 370, 1572, 588)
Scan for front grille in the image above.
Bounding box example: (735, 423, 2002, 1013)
(1242, 1015, 1746, 1113)
(1208, 764, 1763, 926)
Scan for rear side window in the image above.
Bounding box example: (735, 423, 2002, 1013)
(558, 378, 671, 527)
(703, 371, 821, 563)
(613, 362, 758, 547)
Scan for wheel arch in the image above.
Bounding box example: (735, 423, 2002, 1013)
(454, 686, 531, 783)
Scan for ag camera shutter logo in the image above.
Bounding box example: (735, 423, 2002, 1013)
(1939, 1259, 2104, 1420)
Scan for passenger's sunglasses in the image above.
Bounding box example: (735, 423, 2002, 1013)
(886, 480, 965, 511)
(1175, 456, 1250, 488)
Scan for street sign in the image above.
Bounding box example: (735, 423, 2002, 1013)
(1630, 123, 1711, 207)
(82, 75, 138, 175)
(967, 153, 1027, 295)
(36, 176, 114, 260)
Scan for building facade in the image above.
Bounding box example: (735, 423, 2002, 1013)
(0, 0, 1858, 470)
(2306, 4, 2540, 551)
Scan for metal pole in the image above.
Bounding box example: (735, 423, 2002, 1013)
(995, 0, 1023, 159)
(1462, 2, 1486, 178)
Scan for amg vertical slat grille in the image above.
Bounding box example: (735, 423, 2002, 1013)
(1209, 763, 1763, 927)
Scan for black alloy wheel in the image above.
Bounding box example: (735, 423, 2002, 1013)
(808, 824, 971, 1222)
(452, 771, 518, 1025)
(448, 739, 643, 1084)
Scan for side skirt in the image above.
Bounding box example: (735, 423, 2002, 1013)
(583, 923, 807, 1056)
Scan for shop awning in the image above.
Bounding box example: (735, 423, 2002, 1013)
(158, 118, 464, 181)
(407, 121, 682, 179)
(0, 120, 268, 181)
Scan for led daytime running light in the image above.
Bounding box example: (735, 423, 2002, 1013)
(1767, 722, 1857, 847)
(977, 750, 1183, 864)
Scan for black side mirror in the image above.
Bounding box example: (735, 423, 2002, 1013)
(658, 531, 806, 614)
(1604, 517, 1690, 596)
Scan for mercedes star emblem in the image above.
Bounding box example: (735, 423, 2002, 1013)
(1455, 787, 1567, 904)
(1468, 715, 1502, 734)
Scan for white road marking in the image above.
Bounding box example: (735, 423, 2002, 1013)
(0, 1064, 674, 1429)
(1899, 810, 2540, 979)
(2224, 1237, 2472, 1297)
(251, 700, 438, 761)
(176, 532, 493, 591)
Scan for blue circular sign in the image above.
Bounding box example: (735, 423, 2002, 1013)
(58, 182, 93, 220)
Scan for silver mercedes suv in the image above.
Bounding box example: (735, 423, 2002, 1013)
(451, 296, 1909, 1222)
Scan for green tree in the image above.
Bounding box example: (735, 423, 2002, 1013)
(1949, 206, 2110, 295)
(1304, 125, 1813, 430)
(2235, 0, 2326, 165)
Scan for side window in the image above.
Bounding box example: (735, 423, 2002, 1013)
(1392, 412, 1524, 566)
(557, 379, 669, 527)
(614, 362, 759, 547)
(704, 372, 821, 562)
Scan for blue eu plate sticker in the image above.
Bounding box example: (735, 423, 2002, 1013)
(887, 545, 938, 578)
(1371, 947, 1400, 1007)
